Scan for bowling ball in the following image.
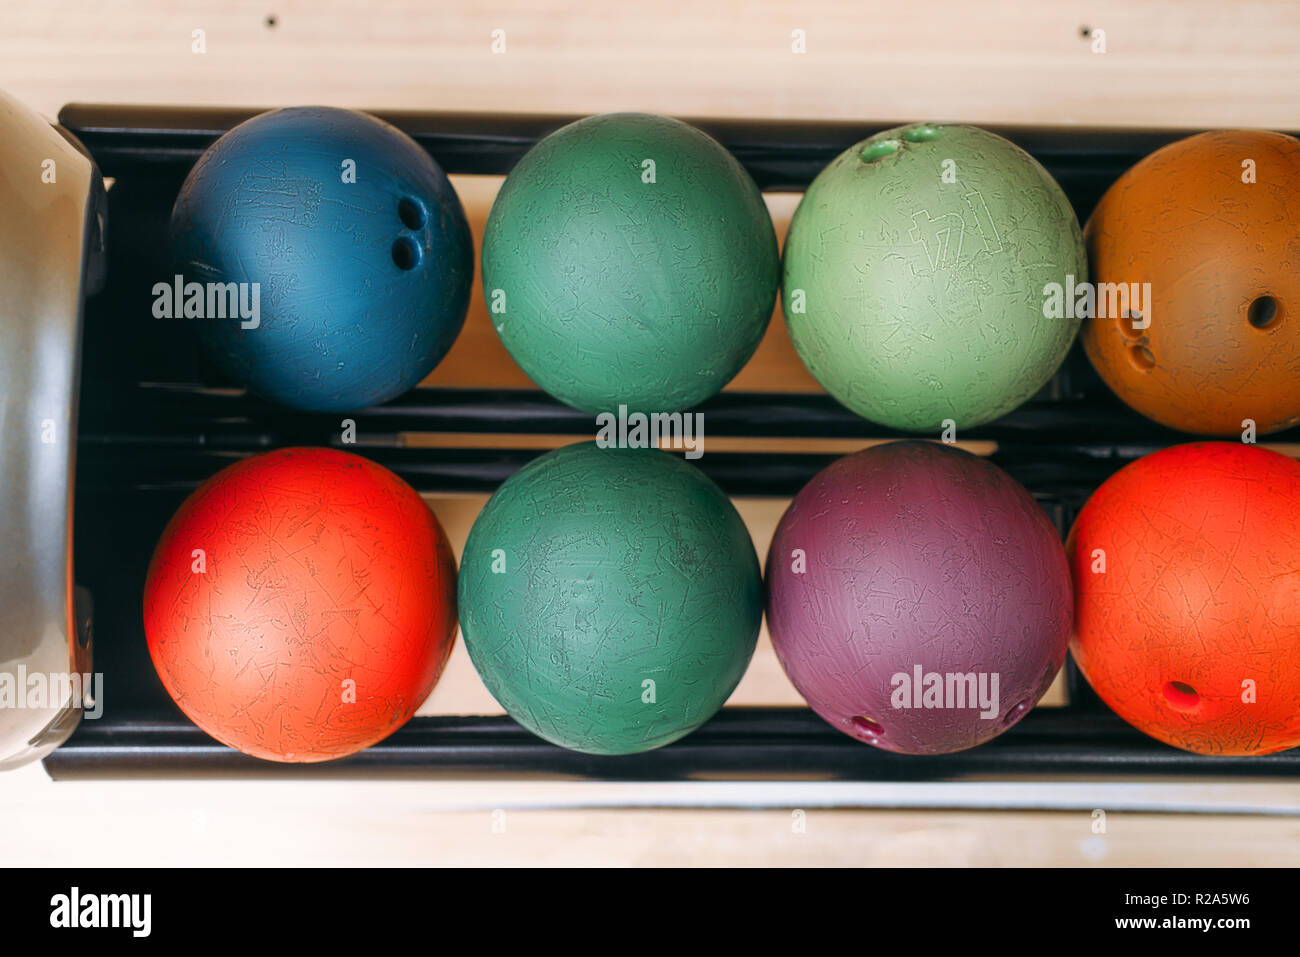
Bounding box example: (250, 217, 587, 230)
(1082, 130, 1300, 436)
(782, 123, 1085, 431)
(143, 447, 458, 762)
(458, 442, 761, 754)
(766, 441, 1072, 754)
(1069, 442, 1300, 755)
(481, 112, 779, 414)
(170, 107, 473, 412)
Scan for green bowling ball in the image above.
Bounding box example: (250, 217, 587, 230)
(458, 442, 761, 755)
(481, 112, 779, 414)
(782, 123, 1086, 431)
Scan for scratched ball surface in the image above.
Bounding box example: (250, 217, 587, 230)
(458, 442, 762, 754)
(1082, 130, 1300, 436)
(170, 106, 473, 412)
(481, 112, 779, 413)
(765, 441, 1072, 755)
(1069, 442, 1300, 755)
(782, 124, 1085, 431)
(143, 447, 458, 762)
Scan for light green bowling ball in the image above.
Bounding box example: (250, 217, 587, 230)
(782, 123, 1086, 431)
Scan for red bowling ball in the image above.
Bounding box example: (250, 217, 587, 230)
(143, 447, 457, 762)
(1070, 442, 1300, 755)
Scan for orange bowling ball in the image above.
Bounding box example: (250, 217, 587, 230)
(1069, 442, 1300, 755)
(1082, 130, 1300, 436)
(143, 448, 458, 762)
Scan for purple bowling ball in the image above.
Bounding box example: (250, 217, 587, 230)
(766, 441, 1071, 754)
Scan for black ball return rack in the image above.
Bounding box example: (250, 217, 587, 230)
(42, 104, 1300, 783)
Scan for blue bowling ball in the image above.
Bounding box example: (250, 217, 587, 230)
(170, 107, 473, 412)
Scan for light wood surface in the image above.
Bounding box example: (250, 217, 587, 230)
(2, 1, 1298, 129)
(2, 0, 1296, 867)
(4, 761, 1300, 866)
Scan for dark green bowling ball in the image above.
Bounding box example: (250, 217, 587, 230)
(482, 113, 779, 414)
(458, 442, 761, 754)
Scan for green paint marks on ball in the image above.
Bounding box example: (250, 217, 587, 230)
(458, 442, 761, 755)
(782, 123, 1086, 432)
(482, 112, 779, 414)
